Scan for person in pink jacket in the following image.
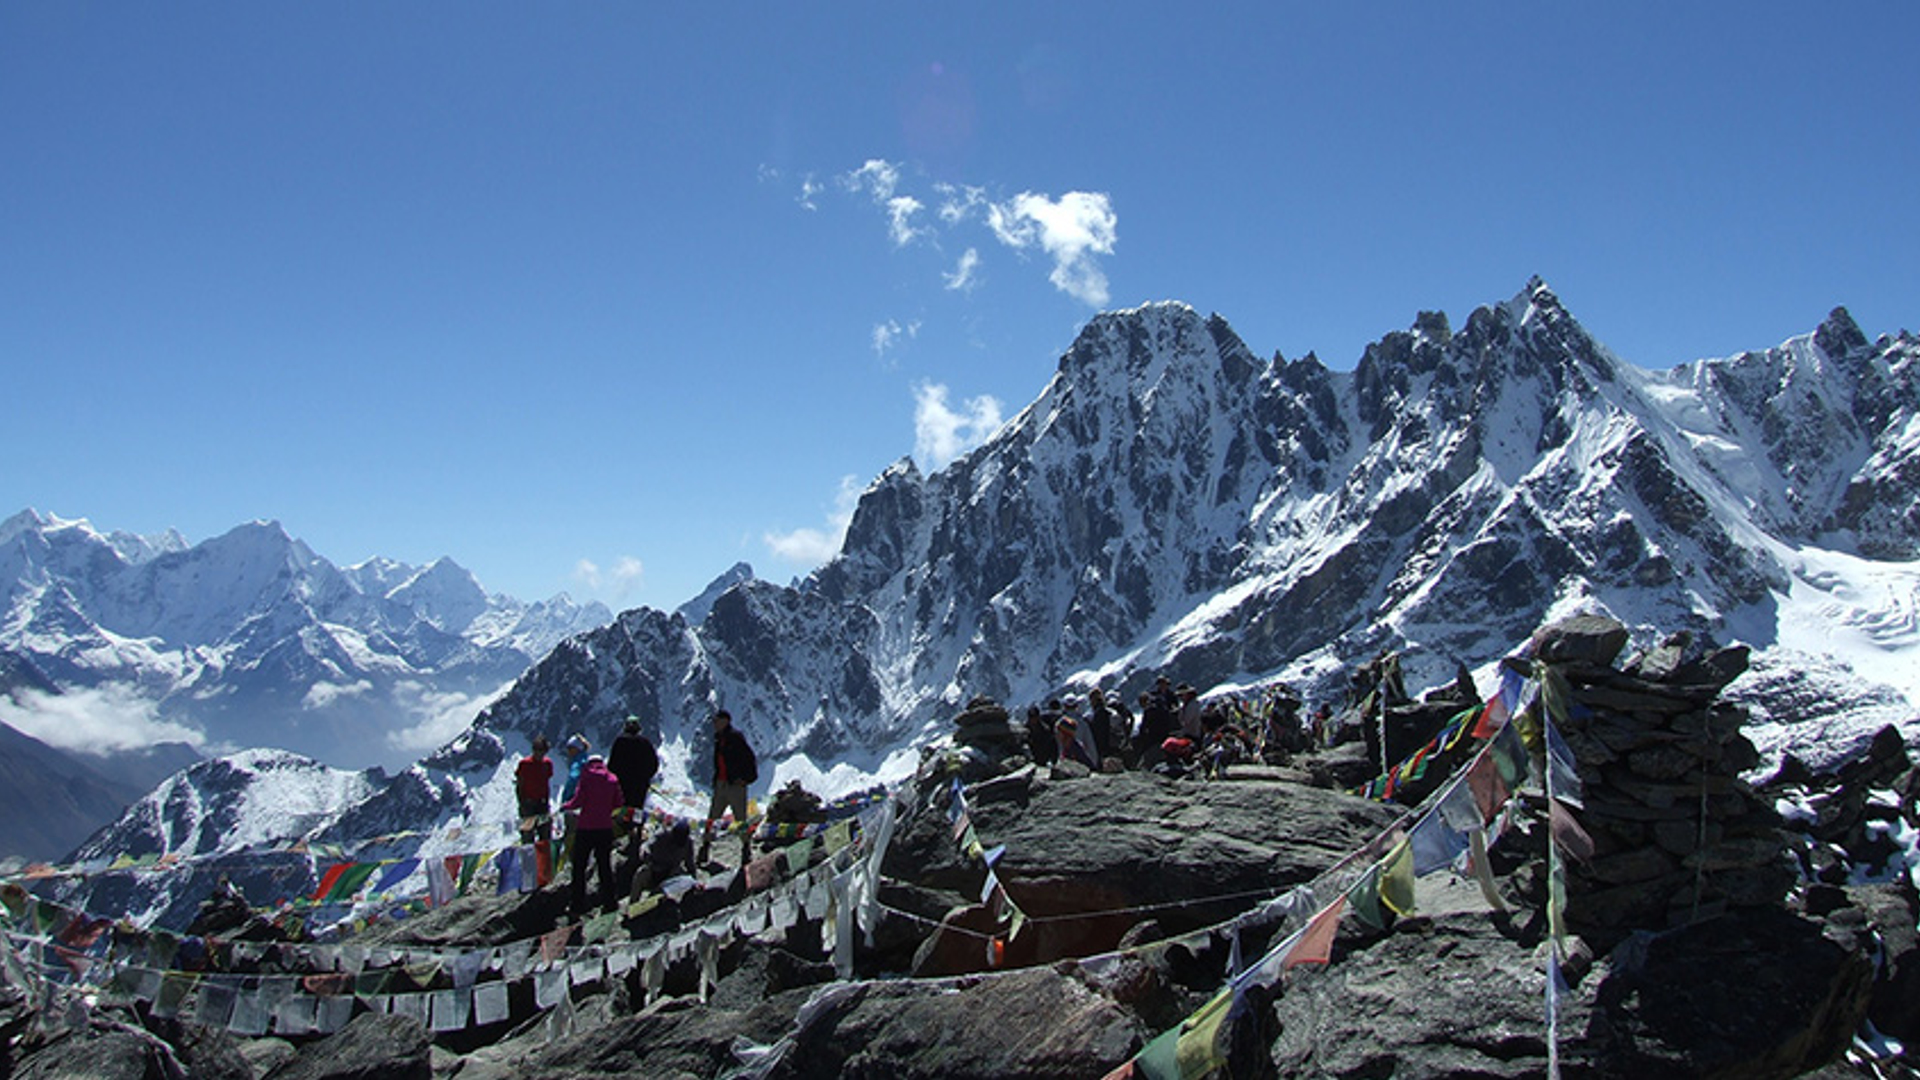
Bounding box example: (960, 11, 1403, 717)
(561, 753, 624, 914)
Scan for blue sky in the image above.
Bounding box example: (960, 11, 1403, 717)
(4, 4, 1915, 612)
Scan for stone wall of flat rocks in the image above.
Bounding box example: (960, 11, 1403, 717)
(1537, 618, 1795, 941)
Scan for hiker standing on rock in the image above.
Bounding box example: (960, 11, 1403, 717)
(608, 715, 659, 857)
(557, 733, 590, 867)
(515, 734, 556, 888)
(700, 709, 758, 867)
(561, 751, 623, 915)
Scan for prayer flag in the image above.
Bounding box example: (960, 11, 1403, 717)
(1348, 865, 1388, 931)
(1380, 837, 1416, 917)
(323, 862, 379, 903)
(784, 838, 815, 876)
(473, 982, 510, 1027)
(1284, 894, 1347, 971)
(371, 859, 420, 896)
(495, 848, 522, 896)
(1465, 753, 1508, 826)
(1173, 987, 1234, 1078)
(311, 864, 350, 903)
(745, 853, 778, 892)
(1410, 813, 1469, 876)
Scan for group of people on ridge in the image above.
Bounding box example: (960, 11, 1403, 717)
(513, 709, 757, 914)
(1023, 676, 1335, 777)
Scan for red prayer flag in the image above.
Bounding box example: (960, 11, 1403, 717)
(1465, 753, 1508, 825)
(1283, 894, 1347, 970)
(311, 863, 350, 903)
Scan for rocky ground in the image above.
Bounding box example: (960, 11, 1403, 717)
(3, 629, 1917, 1078)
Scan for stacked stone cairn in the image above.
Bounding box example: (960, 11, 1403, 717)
(1536, 616, 1795, 944)
(949, 695, 1025, 762)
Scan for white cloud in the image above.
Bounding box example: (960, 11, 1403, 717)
(798, 176, 824, 211)
(986, 190, 1118, 306)
(573, 556, 645, 600)
(886, 195, 926, 247)
(944, 248, 982, 292)
(841, 159, 902, 202)
(302, 679, 373, 710)
(384, 680, 510, 758)
(0, 685, 203, 755)
(763, 475, 864, 568)
(872, 319, 921, 358)
(914, 381, 1005, 470)
(935, 182, 987, 225)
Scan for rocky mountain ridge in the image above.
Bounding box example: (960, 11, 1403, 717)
(61, 281, 1920, 887)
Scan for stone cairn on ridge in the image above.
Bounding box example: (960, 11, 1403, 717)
(1538, 616, 1795, 945)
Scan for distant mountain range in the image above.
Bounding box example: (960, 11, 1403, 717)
(45, 280, 1920, 924)
(0, 513, 609, 861)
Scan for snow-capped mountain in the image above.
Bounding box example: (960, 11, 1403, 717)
(68, 281, 1920, 906)
(0, 512, 611, 771)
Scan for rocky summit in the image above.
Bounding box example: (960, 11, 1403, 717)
(4, 615, 1916, 1077)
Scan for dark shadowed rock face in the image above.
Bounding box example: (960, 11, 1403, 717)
(270, 1012, 431, 1080)
(771, 968, 1143, 1080)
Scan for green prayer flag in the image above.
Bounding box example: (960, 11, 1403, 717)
(824, 820, 853, 853)
(1348, 865, 1389, 931)
(784, 838, 815, 876)
(583, 911, 618, 944)
(323, 862, 380, 903)
(1131, 1024, 1184, 1080)
(458, 852, 484, 894)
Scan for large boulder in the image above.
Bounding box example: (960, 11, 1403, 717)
(886, 768, 1402, 971)
(765, 966, 1143, 1079)
(269, 1011, 431, 1080)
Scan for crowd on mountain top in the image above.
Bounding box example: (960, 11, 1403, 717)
(513, 709, 756, 916)
(1020, 675, 1339, 778)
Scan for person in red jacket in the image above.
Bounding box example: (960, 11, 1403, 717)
(560, 753, 624, 914)
(515, 735, 556, 887)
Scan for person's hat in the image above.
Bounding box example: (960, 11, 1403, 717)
(1061, 694, 1080, 709)
(588, 752, 605, 763)
(624, 716, 641, 732)
(565, 733, 590, 754)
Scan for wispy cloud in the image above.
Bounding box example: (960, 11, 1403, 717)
(987, 191, 1118, 306)
(806, 161, 1119, 308)
(944, 248, 981, 292)
(763, 475, 864, 568)
(935, 182, 987, 225)
(0, 685, 203, 755)
(574, 555, 645, 600)
(914, 381, 1004, 470)
(841, 159, 902, 202)
(872, 318, 921, 359)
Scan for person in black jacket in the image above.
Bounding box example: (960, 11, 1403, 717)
(699, 709, 757, 867)
(608, 716, 659, 857)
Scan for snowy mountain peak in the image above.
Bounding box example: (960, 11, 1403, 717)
(678, 562, 757, 625)
(386, 556, 490, 633)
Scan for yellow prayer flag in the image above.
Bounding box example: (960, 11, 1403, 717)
(1380, 837, 1416, 917)
(1174, 987, 1234, 1078)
